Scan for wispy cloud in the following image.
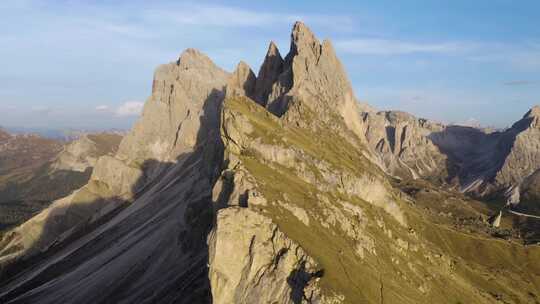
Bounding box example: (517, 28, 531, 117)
(467, 43, 540, 70)
(453, 117, 482, 128)
(337, 37, 540, 74)
(145, 4, 353, 31)
(335, 39, 473, 55)
(503, 80, 535, 86)
(115, 101, 143, 117)
(31, 106, 52, 114)
(95, 101, 144, 117)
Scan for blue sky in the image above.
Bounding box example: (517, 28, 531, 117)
(0, 0, 539, 130)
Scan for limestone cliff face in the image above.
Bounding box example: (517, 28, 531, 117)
(209, 207, 326, 304)
(362, 111, 447, 180)
(254, 41, 284, 106)
(280, 22, 365, 140)
(227, 61, 257, 100)
(0, 48, 228, 300)
(362, 105, 540, 203)
(495, 107, 540, 188)
(119, 48, 228, 165)
(519, 169, 540, 212)
(227, 22, 366, 145)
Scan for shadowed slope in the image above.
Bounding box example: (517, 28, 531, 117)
(0, 49, 228, 303)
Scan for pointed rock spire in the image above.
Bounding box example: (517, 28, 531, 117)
(525, 105, 540, 128)
(227, 61, 257, 99)
(513, 105, 540, 129)
(122, 47, 229, 163)
(254, 41, 284, 106)
(280, 22, 366, 141)
(288, 21, 321, 59)
(524, 105, 540, 119)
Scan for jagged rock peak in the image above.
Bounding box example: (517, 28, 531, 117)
(254, 41, 285, 106)
(524, 105, 540, 119)
(227, 61, 257, 99)
(232, 61, 255, 81)
(280, 21, 366, 143)
(513, 105, 540, 129)
(176, 48, 219, 70)
(289, 21, 321, 58)
(236, 60, 253, 71)
(267, 41, 281, 57)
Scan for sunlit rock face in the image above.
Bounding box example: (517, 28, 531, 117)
(362, 104, 540, 205)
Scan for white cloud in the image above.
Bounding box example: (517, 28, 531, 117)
(465, 42, 540, 70)
(453, 118, 482, 128)
(115, 101, 144, 117)
(335, 39, 473, 55)
(153, 5, 277, 28)
(145, 4, 352, 31)
(94, 101, 144, 117)
(31, 106, 52, 114)
(503, 80, 535, 86)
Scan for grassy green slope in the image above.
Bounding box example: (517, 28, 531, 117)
(223, 96, 540, 304)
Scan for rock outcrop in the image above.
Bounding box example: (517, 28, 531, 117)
(227, 61, 257, 100)
(209, 207, 325, 304)
(253, 41, 284, 106)
(229, 22, 367, 145)
(494, 107, 540, 190)
(362, 111, 447, 180)
(362, 105, 540, 205)
(0, 48, 229, 304)
(119, 48, 228, 166)
(51, 133, 122, 172)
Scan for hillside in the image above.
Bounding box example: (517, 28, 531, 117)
(0, 132, 122, 230)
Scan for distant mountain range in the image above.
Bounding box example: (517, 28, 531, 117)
(3, 126, 127, 141)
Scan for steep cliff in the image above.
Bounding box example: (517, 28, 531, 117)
(0, 49, 228, 304)
(209, 95, 540, 304)
(362, 105, 540, 202)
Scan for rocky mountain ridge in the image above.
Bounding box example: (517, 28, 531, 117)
(0, 22, 539, 304)
(363, 106, 540, 204)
